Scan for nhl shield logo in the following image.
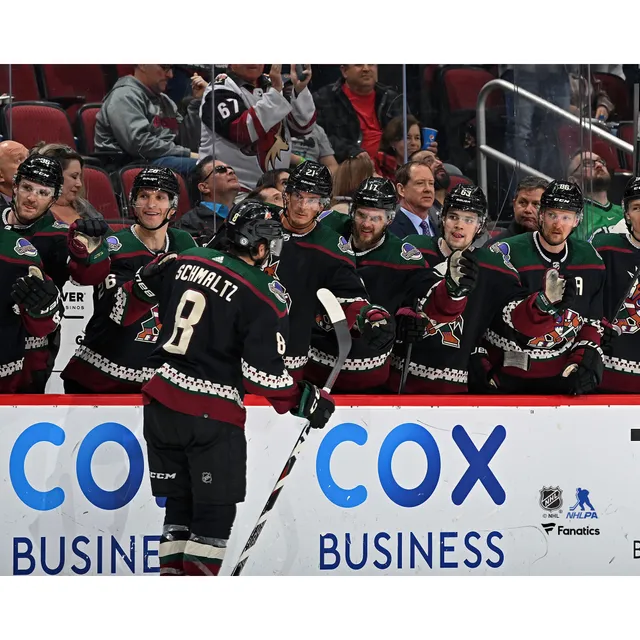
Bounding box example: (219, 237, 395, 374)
(202, 472, 212, 484)
(539, 486, 563, 511)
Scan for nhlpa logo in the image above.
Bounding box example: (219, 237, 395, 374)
(490, 242, 517, 273)
(14, 238, 37, 257)
(566, 487, 598, 519)
(539, 486, 563, 514)
(613, 276, 640, 335)
(135, 305, 162, 343)
(401, 242, 422, 261)
(106, 236, 122, 252)
(528, 309, 582, 349)
(425, 316, 464, 348)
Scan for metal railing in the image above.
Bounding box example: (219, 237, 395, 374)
(476, 78, 635, 203)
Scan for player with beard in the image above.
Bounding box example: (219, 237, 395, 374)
(481, 180, 605, 395)
(2, 154, 109, 391)
(567, 150, 625, 242)
(306, 177, 471, 392)
(388, 184, 572, 393)
(61, 167, 196, 393)
(592, 177, 640, 392)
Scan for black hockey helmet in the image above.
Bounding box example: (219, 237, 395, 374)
(441, 183, 488, 236)
(14, 154, 63, 200)
(622, 176, 640, 234)
(350, 177, 397, 219)
(129, 166, 180, 210)
(225, 199, 284, 262)
(285, 160, 332, 198)
(540, 179, 583, 219)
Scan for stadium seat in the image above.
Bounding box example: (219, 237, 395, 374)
(106, 222, 131, 232)
(116, 65, 136, 79)
(76, 103, 102, 154)
(618, 122, 634, 170)
(0, 101, 76, 149)
(116, 164, 191, 219)
(83, 166, 121, 220)
(0, 65, 40, 101)
(593, 72, 632, 121)
(557, 125, 624, 173)
(447, 175, 474, 192)
(440, 66, 502, 113)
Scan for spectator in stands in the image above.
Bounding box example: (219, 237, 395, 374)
(0, 140, 28, 209)
(244, 184, 284, 209)
(375, 115, 422, 181)
(314, 64, 406, 164)
(409, 149, 452, 214)
(569, 72, 614, 121)
(176, 156, 239, 244)
(256, 168, 290, 193)
(290, 123, 338, 173)
(567, 150, 625, 241)
(95, 65, 204, 176)
(32, 143, 104, 225)
(198, 64, 316, 191)
(491, 176, 549, 242)
(388, 161, 439, 238)
(330, 154, 375, 214)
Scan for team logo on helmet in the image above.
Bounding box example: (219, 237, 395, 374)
(106, 236, 122, 252)
(337, 236, 354, 255)
(401, 242, 422, 261)
(14, 238, 38, 257)
(268, 280, 291, 311)
(490, 242, 518, 273)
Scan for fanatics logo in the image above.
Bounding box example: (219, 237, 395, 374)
(202, 472, 212, 484)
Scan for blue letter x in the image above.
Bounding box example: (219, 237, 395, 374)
(451, 425, 506, 506)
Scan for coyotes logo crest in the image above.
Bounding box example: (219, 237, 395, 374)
(256, 122, 289, 172)
(136, 305, 162, 343)
(425, 316, 464, 348)
(527, 309, 582, 349)
(613, 277, 640, 335)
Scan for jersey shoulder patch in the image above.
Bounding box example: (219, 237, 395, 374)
(479, 244, 519, 276)
(403, 233, 437, 252)
(400, 242, 422, 261)
(13, 237, 38, 258)
(106, 235, 123, 252)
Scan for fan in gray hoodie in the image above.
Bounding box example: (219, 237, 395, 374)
(94, 65, 201, 171)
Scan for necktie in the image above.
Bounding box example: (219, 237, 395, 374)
(420, 220, 430, 236)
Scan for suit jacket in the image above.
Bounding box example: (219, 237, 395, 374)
(388, 206, 441, 240)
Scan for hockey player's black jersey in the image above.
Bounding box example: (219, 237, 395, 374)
(592, 232, 640, 392)
(142, 247, 301, 427)
(263, 219, 370, 380)
(61, 226, 195, 392)
(484, 231, 605, 390)
(306, 223, 439, 391)
(389, 235, 558, 393)
(0, 228, 61, 392)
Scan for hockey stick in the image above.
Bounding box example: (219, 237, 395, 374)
(230, 288, 352, 576)
(398, 298, 420, 394)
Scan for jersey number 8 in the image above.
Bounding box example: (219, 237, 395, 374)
(163, 289, 206, 355)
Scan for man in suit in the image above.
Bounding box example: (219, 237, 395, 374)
(388, 161, 441, 239)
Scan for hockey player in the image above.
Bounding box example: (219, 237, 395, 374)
(258, 160, 396, 382)
(592, 177, 640, 392)
(61, 167, 196, 393)
(0, 227, 62, 392)
(2, 154, 109, 391)
(135, 200, 335, 576)
(388, 184, 574, 393)
(306, 177, 472, 392)
(482, 180, 605, 395)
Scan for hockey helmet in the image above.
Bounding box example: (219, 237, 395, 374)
(441, 183, 488, 236)
(350, 177, 397, 220)
(129, 167, 180, 230)
(539, 180, 583, 222)
(226, 199, 284, 261)
(622, 176, 640, 233)
(285, 160, 332, 199)
(14, 154, 63, 201)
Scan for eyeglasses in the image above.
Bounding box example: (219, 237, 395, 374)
(159, 65, 172, 72)
(543, 211, 577, 224)
(18, 183, 55, 199)
(355, 209, 386, 224)
(290, 191, 322, 207)
(445, 212, 479, 226)
(576, 158, 607, 170)
(201, 165, 236, 183)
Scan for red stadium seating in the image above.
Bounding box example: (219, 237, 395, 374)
(447, 175, 473, 192)
(83, 166, 121, 220)
(0, 65, 40, 101)
(593, 72, 631, 121)
(618, 122, 634, 170)
(117, 164, 191, 219)
(76, 103, 101, 154)
(440, 66, 502, 112)
(1, 101, 76, 149)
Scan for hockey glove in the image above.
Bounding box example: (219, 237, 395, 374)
(68, 219, 110, 258)
(395, 306, 430, 343)
(11, 266, 59, 316)
(467, 347, 499, 393)
(292, 380, 335, 429)
(600, 318, 621, 357)
(445, 250, 479, 298)
(534, 270, 576, 315)
(356, 304, 396, 352)
(133, 252, 178, 301)
(562, 345, 604, 396)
